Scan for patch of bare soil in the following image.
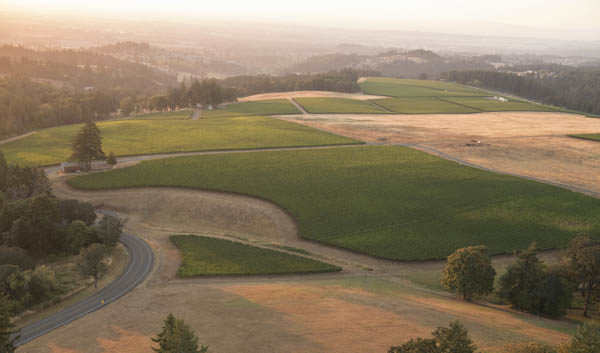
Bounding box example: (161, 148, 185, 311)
(282, 112, 600, 193)
(239, 90, 387, 101)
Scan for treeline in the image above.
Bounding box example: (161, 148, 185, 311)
(0, 152, 122, 313)
(142, 79, 238, 113)
(220, 68, 380, 97)
(0, 75, 119, 138)
(446, 69, 600, 115)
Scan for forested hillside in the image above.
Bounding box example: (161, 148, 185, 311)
(447, 69, 600, 115)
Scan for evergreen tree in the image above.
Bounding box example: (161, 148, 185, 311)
(106, 151, 117, 166)
(0, 151, 7, 192)
(152, 314, 208, 353)
(70, 122, 105, 171)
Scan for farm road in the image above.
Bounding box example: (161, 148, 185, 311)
(289, 98, 308, 114)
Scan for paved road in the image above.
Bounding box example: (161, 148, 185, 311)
(14, 227, 154, 346)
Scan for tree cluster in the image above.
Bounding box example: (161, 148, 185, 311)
(220, 68, 377, 97)
(446, 69, 600, 115)
(0, 151, 123, 313)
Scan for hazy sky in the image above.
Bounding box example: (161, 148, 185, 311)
(3, 0, 600, 39)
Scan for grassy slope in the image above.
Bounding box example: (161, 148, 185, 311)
(171, 235, 340, 276)
(441, 97, 559, 112)
(1, 116, 359, 166)
(570, 134, 600, 142)
(294, 97, 387, 114)
(370, 97, 480, 114)
(70, 146, 600, 261)
(202, 99, 301, 118)
(359, 77, 490, 97)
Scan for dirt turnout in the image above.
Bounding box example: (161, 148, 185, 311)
(282, 111, 600, 193)
(239, 91, 387, 101)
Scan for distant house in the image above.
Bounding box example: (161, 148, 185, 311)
(493, 96, 508, 102)
(61, 162, 81, 173)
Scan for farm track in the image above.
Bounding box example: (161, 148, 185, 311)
(289, 98, 308, 114)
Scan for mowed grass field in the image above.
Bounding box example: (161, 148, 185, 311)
(171, 235, 340, 276)
(370, 97, 479, 114)
(441, 97, 558, 112)
(570, 133, 600, 142)
(1, 117, 359, 166)
(201, 99, 301, 118)
(70, 146, 600, 261)
(359, 77, 490, 97)
(294, 97, 387, 114)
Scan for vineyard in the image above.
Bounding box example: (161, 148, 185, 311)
(293, 97, 387, 114)
(441, 97, 558, 112)
(70, 146, 600, 261)
(201, 99, 301, 118)
(1, 116, 358, 166)
(369, 97, 479, 114)
(570, 133, 600, 142)
(170, 235, 340, 276)
(358, 77, 489, 97)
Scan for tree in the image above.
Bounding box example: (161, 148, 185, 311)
(70, 122, 105, 171)
(0, 294, 18, 353)
(561, 322, 600, 353)
(498, 244, 572, 318)
(65, 221, 98, 255)
(95, 215, 123, 248)
(562, 235, 600, 317)
(441, 246, 496, 300)
(119, 96, 135, 116)
(77, 244, 107, 288)
(388, 321, 475, 353)
(106, 151, 117, 166)
(152, 313, 208, 353)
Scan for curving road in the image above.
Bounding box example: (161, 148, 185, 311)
(14, 230, 154, 346)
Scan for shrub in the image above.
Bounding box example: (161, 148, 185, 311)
(561, 322, 600, 353)
(106, 151, 117, 166)
(152, 313, 208, 353)
(388, 321, 475, 353)
(441, 246, 496, 300)
(0, 246, 35, 270)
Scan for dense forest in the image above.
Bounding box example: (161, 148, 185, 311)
(446, 69, 600, 115)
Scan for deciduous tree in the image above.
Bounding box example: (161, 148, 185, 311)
(562, 235, 600, 317)
(77, 244, 107, 289)
(441, 246, 496, 300)
(0, 294, 17, 353)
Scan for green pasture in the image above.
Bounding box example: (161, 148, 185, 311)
(201, 99, 301, 118)
(359, 77, 490, 97)
(70, 146, 600, 261)
(293, 97, 387, 114)
(0, 117, 359, 166)
(170, 235, 340, 276)
(370, 97, 479, 114)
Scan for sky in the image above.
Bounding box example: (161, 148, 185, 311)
(3, 0, 600, 40)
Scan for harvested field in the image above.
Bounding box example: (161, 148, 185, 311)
(239, 91, 387, 101)
(282, 111, 600, 194)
